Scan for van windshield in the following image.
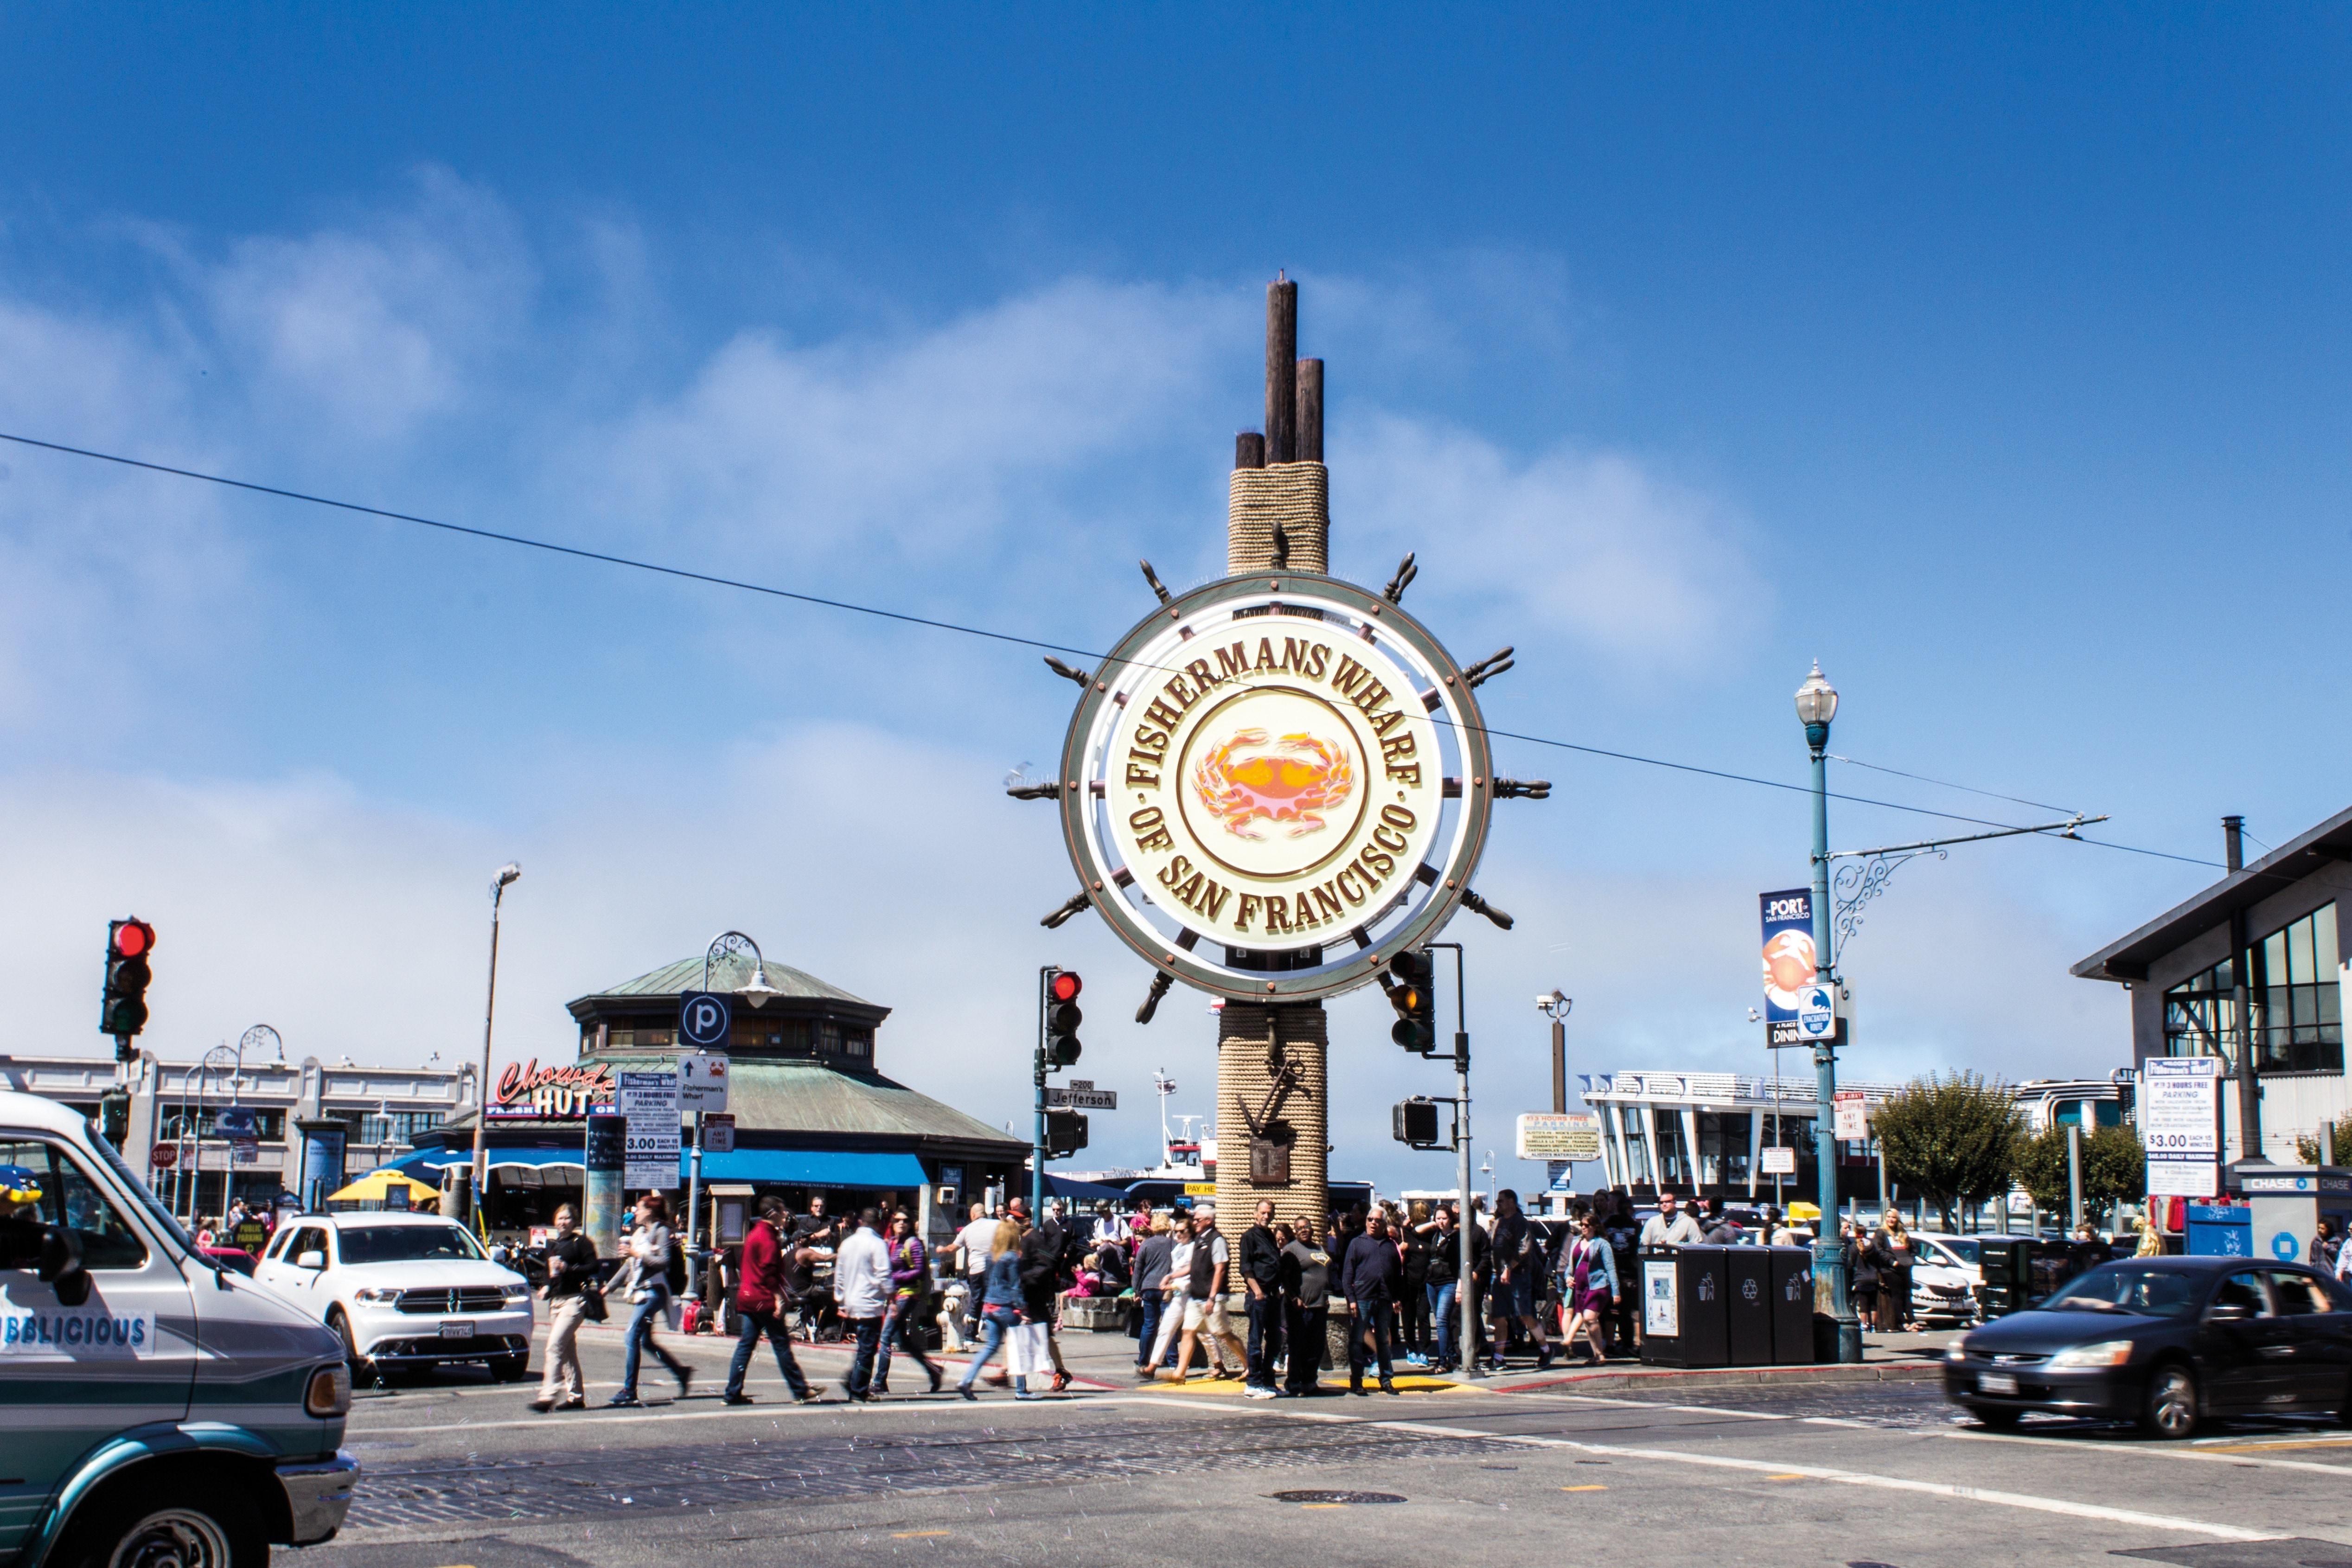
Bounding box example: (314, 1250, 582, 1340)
(338, 1225, 486, 1266)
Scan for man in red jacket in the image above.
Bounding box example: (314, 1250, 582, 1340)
(724, 1195, 820, 1404)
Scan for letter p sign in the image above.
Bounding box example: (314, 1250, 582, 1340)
(679, 991, 733, 1050)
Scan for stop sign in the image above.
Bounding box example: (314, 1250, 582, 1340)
(150, 1144, 178, 1169)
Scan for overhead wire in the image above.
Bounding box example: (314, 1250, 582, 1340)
(0, 426, 2230, 873)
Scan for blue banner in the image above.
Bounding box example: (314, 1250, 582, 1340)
(1759, 888, 1817, 1035)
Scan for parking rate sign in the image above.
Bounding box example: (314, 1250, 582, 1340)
(2142, 1056, 2223, 1198)
(617, 1070, 681, 1190)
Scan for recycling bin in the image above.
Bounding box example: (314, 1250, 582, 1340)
(2185, 1203, 2251, 1258)
(1638, 1246, 1728, 1368)
(1725, 1247, 1773, 1366)
(1766, 1246, 1815, 1364)
(1975, 1236, 2031, 1318)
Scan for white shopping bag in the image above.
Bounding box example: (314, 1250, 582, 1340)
(1005, 1320, 1048, 1378)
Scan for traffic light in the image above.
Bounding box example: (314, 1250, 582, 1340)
(1045, 1109, 1089, 1158)
(97, 1089, 129, 1150)
(1046, 970, 1083, 1068)
(1393, 1096, 1442, 1148)
(102, 918, 156, 1052)
(1386, 949, 1435, 1052)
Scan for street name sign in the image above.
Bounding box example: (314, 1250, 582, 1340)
(1045, 1087, 1118, 1110)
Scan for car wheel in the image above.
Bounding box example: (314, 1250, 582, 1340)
(1973, 1405, 2023, 1430)
(329, 1308, 378, 1389)
(491, 1353, 530, 1382)
(2139, 1362, 2199, 1440)
(59, 1478, 267, 1568)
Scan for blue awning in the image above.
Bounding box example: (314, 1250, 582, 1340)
(1043, 1173, 1131, 1202)
(689, 1149, 927, 1189)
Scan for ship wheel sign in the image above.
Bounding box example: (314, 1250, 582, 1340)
(1022, 564, 1542, 1011)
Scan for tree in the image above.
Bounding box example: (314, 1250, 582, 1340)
(1873, 1072, 2025, 1231)
(2015, 1121, 2145, 1222)
(2294, 1115, 2352, 1165)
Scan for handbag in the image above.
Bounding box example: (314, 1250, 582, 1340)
(579, 1283, 609, 1324)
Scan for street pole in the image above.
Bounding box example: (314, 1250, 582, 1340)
(2067, 1123, 2084, 1231)
(686, 1107, 704, 1291)
(1428, 943, 1476, 1380)
(466, 863, 521, 1230)
(1033, 966, 1050, 1219)
(1797, 661, 1860, 1364)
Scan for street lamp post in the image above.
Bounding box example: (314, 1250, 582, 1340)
(690, 931, 777, 1286)
(1796, 661, 1862, 1364)
(464, 863, 522, 1230)
(1537, 992, 1572, 1114)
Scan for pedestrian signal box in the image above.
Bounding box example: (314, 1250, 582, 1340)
(1045, 1109, 1088, 1158)
(1393, 1096, 1442, 1148)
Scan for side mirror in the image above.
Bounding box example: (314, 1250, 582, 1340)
(296, 1250, 327, 1271)
(38, 1226, 89, 1308)
(2207, 1301, 2252, 1323)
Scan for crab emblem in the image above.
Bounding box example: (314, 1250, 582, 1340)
(1192, 729, 1355, 839)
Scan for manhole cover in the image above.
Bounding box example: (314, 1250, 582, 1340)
(1267, 1491, 1406, 1505)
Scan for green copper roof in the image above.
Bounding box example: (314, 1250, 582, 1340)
(572, 952, 877, 1010)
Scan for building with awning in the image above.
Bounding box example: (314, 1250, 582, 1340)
(414, 947, 1029, 1244)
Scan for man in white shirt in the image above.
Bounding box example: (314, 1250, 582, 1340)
(1640, 1191, 1705, 1248)
(952, 1202, 997, 1340)
(833, 1209, 894, 1402)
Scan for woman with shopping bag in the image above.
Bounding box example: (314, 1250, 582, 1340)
(956, 1219, 1031, 1400)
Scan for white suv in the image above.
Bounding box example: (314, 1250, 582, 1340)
(254, 1212, 533, 1385)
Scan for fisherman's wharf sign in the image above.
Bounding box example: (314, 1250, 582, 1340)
(1059, 573, 1495, 1002)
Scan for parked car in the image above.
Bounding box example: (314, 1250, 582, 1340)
(253, 1211, 534, 1386)
(1903, 1233, 1984, 1325)
(1943, 1255, 2352, 1438)
(0, 1089, 355, 1565)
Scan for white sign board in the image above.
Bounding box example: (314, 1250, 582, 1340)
(702, 1112, 735, 1155)
(618, 1070, 680, 1189)
(677, 1053, 730, 1112)
(2142, 1056, 2223, 1197)
(1760, 1145, 1797, 1177)
(1517, 1112, 1603, 1162)
(1832, 1090, 1869, 1141)
(1643, 1260, 1679, 1337)
(1796, 984, 1836, 1040)
(1045, 1087, 1118, 1110)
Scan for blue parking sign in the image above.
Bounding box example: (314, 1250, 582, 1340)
(679, 990, 732, 1050)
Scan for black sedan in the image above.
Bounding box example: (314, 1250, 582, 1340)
(1943, 1255, 2352, 1439)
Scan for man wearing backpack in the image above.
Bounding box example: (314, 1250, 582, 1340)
(1483, 1190, 1552, 1372)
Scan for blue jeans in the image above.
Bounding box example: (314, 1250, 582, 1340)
(618, 1282, 685, 1398)
(1134, 1290, 1165, 1365)
(1348, 1297, 1394, 1382)
(1429, 1281, 1459, 1368)
(724, 1305, 809, 1400)
(958, 1306, 1024, 1392)
(874, 1294, 936, 1389)
(844, 1314, 885, 1397)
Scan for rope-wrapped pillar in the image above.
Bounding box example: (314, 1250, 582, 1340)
(1214, 275, 1334, 1230)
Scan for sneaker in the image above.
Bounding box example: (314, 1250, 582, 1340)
(1537, 1347, 1555, 1371)
(528, 1398, 553, 1413)
(722, 1393, 754, 1406)
(605, 1393, 641, 1408)
(928, 1366, 944, 1394)
(957, 1385, 978, 1402)
(1051, 1371, 1071, 1393)
(871, 1380, 891, 1396)
(1405, 1352, 1428, 1367)
(1380, 1378, 1398, 1395)
(676, 1366, 694, 1397)
(1244, 1384, 1277, 1400)
(794, 1389, 823, 1404)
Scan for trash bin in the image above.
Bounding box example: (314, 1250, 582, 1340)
(1975, 1236, 2029, 1318)
(1639, 1246, 1729, 1368)
(1725, 1247, 1772, 1366)
(1767, 1246, 1814, 1364)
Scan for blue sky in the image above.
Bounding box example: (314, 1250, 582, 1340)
(1, 6, 2346, 1190)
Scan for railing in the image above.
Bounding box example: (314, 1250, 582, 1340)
(1578, 1071, 1907, 1104)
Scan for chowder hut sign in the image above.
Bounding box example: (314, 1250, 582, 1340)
(488, 1059, 617, 1120)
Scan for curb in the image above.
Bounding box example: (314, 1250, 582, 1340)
(1490, 1360, 1947, 1395)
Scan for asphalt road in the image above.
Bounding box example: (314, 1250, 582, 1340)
(289, 1325, 2352, 1568)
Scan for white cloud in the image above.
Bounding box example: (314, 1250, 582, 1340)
(1336, 413, 1765, 671)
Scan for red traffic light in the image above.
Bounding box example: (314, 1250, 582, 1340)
(112, 920, 153, 959)
(1049, 972, 1082, 1003)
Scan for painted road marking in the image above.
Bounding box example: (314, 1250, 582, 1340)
(1765, 1474, 1805, 1481)
(1949, 1428, 2352, 1478)
(351, 1393, 1176, 1437)
(1271, 1414, 2280, 1542)
(1559, 1485, 1607, 1491)
(892, 1531, 951, 1538)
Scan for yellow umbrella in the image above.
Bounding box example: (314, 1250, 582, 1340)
(1787, 1202, 1822, 1221)
(328, 1170, 441, 1204)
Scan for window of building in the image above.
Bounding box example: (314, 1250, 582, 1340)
(818, 1020, 843, 1056)
(357, 1111, 444, 1146)
(608, 1029, 634, 1049)
(844, 1030, 872, 1059)
(162, 1106, 287, 1141)
(2164, 903, 2340, 1074)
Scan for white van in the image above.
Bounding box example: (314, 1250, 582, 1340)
(0, 1090, 356, 1565)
